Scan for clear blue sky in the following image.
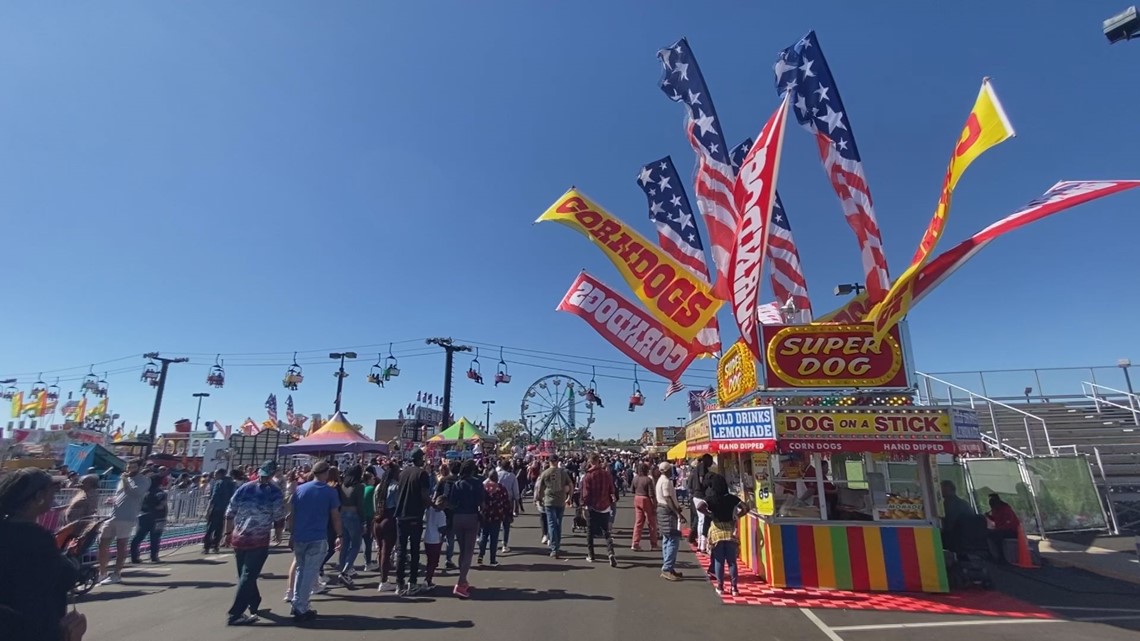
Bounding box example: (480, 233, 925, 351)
(1, 1, 1138, 440)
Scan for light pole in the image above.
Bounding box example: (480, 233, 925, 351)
(1119, 359, 1138, 426)
(426, 338, 472, 434)
(330, 352, 357, 414)
(192, 392, 210, 431)
(482, 400, 495, 433)
(143, 352, 189, 459)
(1105, 6, 1139, 43)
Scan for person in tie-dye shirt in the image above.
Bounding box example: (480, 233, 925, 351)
(224, 460, 286, 626)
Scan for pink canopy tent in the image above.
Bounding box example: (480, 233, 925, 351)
(278, 411, 388, 455)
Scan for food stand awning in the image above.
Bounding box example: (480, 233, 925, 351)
(666, 440, 688, 461)
(278, 411, 387, 454)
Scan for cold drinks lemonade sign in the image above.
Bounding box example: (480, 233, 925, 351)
(708, 407, 776, 452)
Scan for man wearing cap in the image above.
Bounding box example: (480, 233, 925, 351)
(535, 454, 574, 559)
(223, 460, 286, 626)
(287, 461, 340, 624)
(395, 448, 431, 595)
(656, 461, 687, 581)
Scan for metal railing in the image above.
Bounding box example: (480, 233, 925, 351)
(922, 364, 1134, 405)
(1082, 381, 1140, 426)
(980, 432, 1029, 459)
(917, 371, 1054, 456)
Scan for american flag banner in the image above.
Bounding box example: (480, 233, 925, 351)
(687, 386, 716, 414)
(638, 156, 721, 355)
(659, 38, 739, 300)
(664, 379, 686, 401)
(757, 301, 785, 325)
(285, 395, 296, 425)
(775, 31, 891, 303)
(265, 393, 278, 425)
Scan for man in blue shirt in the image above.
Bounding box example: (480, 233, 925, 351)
(224, 460, 286, 626)
(288, 461, 341, 624)
(203, 469, 236, 554)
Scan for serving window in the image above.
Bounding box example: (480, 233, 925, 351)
(771, 451, 935, 523)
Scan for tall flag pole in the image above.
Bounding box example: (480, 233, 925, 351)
(729, 93, 792, 362)
(731, 140, 812, 322)
(658, 38, 739, 301)
(775, 31, 891, 303)
(637, 156, 721, 356)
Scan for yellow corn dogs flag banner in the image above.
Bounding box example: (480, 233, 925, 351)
(537, 188, 722, 343)
(865, 79, 1014, 340)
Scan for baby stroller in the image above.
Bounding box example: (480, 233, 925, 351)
(56, 516, 110, 596)
(947, 514, 994, 589)
(572, 506, 589, 534)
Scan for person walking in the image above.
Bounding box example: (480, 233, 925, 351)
(478, 470, 510, 566)
(97, 459, 150, 585)
(708, 488, 746, 596)
(361, 470, 377, 571)
(203, 469, 236, 554)
(130, 474, 167, 564)
(223, 460, 286, 626)
(374, 462, 400, 592)
(433, 461, 460, 571)
(630, 463, 659, 551)
(447, 460, 484, 599)
(336, 465, 365, 586)
(535, 455, 574, 559)
(63, 474, 99, 525)
(286, 461, 340, 624)
(395, 449, 431, 595)
(579, 453, 617, 567)
(495, 460, 520, 553)
(422, 494, 447, 591)
(656, 462, 687, 581)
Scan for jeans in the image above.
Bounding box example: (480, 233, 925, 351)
(712, 541, 739, 590)
(545, 506, 565, 552)
(539, 507, 548, 538)
(396, 518, 423, 586)
(204, 507, 225, 551)
(659, 507, 680, 573)
(338, 511, 363, 574)
(501, 520, 511, 547)
(586, 509, 614, 560)
(291, 539, 327, 614)
(229, 546, 269, 617)
(130, 513, 162, 563)
(424, 542, 442, 583)
(362, 523, 374, 563)
(632, 496, 659, 548)
(453, 513, 479, 585)
(478, 522, 500, 563)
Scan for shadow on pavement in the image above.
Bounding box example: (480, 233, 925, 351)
(131, 580, 232, 589)
(169, 558, 227, 566)
(471, 587, 613, 602)
(483, 563, 590, 572)
(303, 614, 474, 631)
(991, 563, 1140, 632)
(76, 590, 153, 603)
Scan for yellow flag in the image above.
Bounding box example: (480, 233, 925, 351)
(536, 188, 722, 342)
(10, 391, 22, 419)
(75, 397, 87, 423)
(865, 79, 1014, 340)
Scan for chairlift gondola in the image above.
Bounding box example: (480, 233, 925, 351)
(384, 343, 400, 379)
(31, 374, 48, 396)
(628, 366, 644, 412)
(283, 352, 304, 391)
(207, 354, 226, 388)
(94, 373, 109, 398)
(585, 366, 603, 407)
(81, 366, 100, 394)
(141, 359, 161, 387)
(367, 353, 386, 387)
(1, 379, 17, 401)
(467, 348, 484, 384)
(494, 347, 511, 386)
(46, 378, 61, 401)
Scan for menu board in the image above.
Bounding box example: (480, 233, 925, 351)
(752, 452, 774, 515)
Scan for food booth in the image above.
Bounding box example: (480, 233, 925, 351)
(687, 324, 984, 594)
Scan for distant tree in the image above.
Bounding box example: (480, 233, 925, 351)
(494, 419, 525, 443)
(351, 423, 365, 432)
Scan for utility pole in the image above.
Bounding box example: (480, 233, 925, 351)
(143, 352, 188, 459)
(329, 352, 358, 414)
(192, 392, 210, 430)
(482, 400, 495, 434)
(426, 338, 471, 436)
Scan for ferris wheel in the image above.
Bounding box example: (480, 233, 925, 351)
(520, 375, 596, 444)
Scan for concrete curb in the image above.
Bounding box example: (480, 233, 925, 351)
(1041, 554, 1140, 586)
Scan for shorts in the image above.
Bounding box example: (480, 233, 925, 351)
(100, 519, 135, 541)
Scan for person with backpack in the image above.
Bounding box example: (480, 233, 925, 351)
(478, 470, 510, 566)
(447, 460, 485, 599)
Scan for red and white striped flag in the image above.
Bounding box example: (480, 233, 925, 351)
(664, 379, 686, 401)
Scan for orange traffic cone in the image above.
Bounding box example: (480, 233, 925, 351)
(1012, 524, 1038, 568)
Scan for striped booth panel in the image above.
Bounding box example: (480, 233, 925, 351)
(764, 522, 948, 593)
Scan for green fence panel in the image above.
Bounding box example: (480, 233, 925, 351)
(1022, 455, 1107, 532)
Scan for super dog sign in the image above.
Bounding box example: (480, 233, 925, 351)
(761, 323, 908, 389)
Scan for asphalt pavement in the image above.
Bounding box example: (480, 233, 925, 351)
(77, 498, 1140, 641)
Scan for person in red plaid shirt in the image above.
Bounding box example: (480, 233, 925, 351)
(478, 471, 510, 566)
(579, 453, 618, 567)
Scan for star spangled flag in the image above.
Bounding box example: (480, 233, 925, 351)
(285, 395, 296, 425)
(757, 301, 785, 325)
(775, 31, 891, 303)
(265, 394, 278, 424)
(637, 156, 721, 356)
(687, 386, 716, 413)
(664, 379, 686, 401)
(819, 180, 1140, 322)
(659, 38, 739, 300)
(733, 138, 812, 322)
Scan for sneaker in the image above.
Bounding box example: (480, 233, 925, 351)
(501, 545, 510, 553)
(366, 562, 379, 571)
(586, 554, 596, 563)
(609, 555, 617, 568)
(550, 550, 559, 559)
(348, 568, 359, 578)
(445, 561, 457, 570)
(311, 583, 329, 595)
(283, 592, 293, 603)
(377, 581, 396, 592)
(541, 535, 549, 545)
(395, 584, 409, 596)
(453, 583, 471, 599)
(731, 587, 740, 597)
(98, 574, 122, 586)
(423, 581, 436, 592)
(405, 583, 423, 596)
(490, 561, 500, 568)
(338, 572, 355, 587)
(630, 544, 642, 551)
(660, 571, 681, 582)
(477, 556, 484, 566)
(292, 609, 318, 624)
(669, 569, 683, 578)
(226, 613, 259, 626)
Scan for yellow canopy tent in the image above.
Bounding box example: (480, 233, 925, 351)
(666, 440, 687, 461)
